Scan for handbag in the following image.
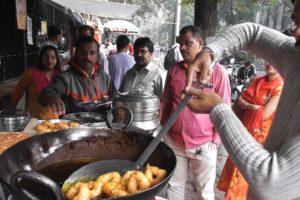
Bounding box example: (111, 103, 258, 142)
(232, 100, 244, 120)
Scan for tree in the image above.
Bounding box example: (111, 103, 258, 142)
(184, 0, 289, 35)
(193, 0, 218, 37)
(218, 0, 292, 29)
(106, 0, 292, 48)
(180, 3, 194, 27)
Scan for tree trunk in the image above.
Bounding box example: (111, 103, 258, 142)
(228, 0, 235, 24)
(194, 0, 218, 37)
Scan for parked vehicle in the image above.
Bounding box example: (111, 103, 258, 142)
(219, 52, 248, 102)
(223, 57, 241, 87)
(231, 79, 246, 102)
(231, 78, 253, 102)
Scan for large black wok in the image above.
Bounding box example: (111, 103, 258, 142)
(0, 126, 176, 200)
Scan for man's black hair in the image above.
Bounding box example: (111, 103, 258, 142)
(134, 37, 154, 53)
(75, 36, 99, 52)
(283, 28, 293, 36)
(244, 60, 251, 66)
(77, 25, 95, 37)
(47, 25, 62, 39)
(292, 0, 295, 4)
(179, 25, 206, 45)
(116, 35, 130, 50)
(175, 35, 180, 43)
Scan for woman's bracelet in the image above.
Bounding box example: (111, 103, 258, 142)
(244, 103, 249, 110)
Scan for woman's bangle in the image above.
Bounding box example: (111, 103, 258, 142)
(244, 103, 249, 110)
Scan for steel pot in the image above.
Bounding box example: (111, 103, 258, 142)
(0, 109, 30, 132)
(0, 126, 176, 200)
(113, 92, 160, 132)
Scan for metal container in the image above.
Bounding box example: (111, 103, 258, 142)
(0, 109, 30, 132)
(113, 92, 160, 131)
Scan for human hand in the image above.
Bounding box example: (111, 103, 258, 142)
(247, 104, 261, 110)
(48, 96, 65, 116)
(186, 51, 212, 88)
(185, 87, 223, 113)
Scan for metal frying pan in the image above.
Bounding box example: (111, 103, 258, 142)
(62, 85, 202, 190)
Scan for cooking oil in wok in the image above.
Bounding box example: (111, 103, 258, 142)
(37, 158, 97, 186)
(37, 159, 117, 200)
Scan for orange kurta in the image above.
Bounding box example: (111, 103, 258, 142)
(11, 67, 58, 119)
(217, 75, 283, 200)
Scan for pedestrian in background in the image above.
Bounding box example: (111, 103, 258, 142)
(217, 62, 283, 199)
(237, 60, 256, 84)
(164, 35, 183, 70)
(40, 25, 63, 50)
(119, 37, 166, 98)
(108, 35, 135, 90)
(162, 25, 231, 200)
(11, 45, 60, 119)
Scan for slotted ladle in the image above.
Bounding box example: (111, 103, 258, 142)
(62, 83, 213, 191)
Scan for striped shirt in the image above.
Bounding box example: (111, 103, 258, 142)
(208, 22, 300, 199)
(39, 61, 116, 114)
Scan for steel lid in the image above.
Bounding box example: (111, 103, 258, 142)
(63, 112, 105, 123)
(115, 91, 159, 102)
(0, 109, 30, 124)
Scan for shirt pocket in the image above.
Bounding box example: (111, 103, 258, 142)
(136, 80, 153, 94)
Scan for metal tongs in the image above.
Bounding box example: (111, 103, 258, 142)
(195, 83, 214, 89)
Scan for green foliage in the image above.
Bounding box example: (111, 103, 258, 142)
(181, 0, 194, 6)
(180, 3, 194, 28)
(108, 0, 176, 45)
(218, 0, 282, 25)
(107, 0, 285, 48)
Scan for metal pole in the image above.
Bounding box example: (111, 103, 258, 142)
(173, 0, 181, 43)
(23, 30, 27, 70)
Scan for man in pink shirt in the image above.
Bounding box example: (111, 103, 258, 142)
(161, 25, 231, 200)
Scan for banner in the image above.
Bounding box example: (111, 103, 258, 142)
(41, 21, 48, 34)
(27, 16, 33, 45)
(16, 0, 27, 30)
